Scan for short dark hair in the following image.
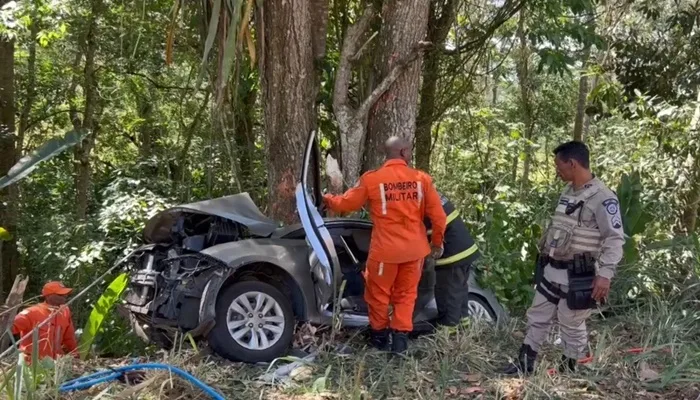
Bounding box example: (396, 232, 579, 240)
(553, 141, 590, 169)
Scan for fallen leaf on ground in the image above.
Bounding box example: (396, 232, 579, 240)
(290, 366, 314, 382)
(461, 387, 485, 394)
(639, 361, 660, 382)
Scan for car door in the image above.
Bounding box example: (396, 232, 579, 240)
(295, 130, 340, 312)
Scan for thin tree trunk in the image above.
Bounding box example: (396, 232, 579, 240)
(256, 0, 329, 224)
(573, 45, 592, 141)
(18, 2, 39, 153)
(74, 0, 102, 221)
(415, 0, 455, 172)
(515, 9, 533, 198)
(234, 81, 258, 197)
(680, 87, 700, 233)
(363, 0, 431, 172)
(0, 38, 19, 297)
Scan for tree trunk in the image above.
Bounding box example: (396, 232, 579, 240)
(515, 9, 533, 198)
(18, 2, 39, 153)
(256, 0, 329, 224)
(332, 5, 428, 188)
(363, 0, 431, 172)
(573, 46, 592, 141)
(234, 78, 259, 199)
(74, 0, 102, 221)
(0, 38, 19, 297)
(415, 0, 455, 172)
(680, 87, 700, 233)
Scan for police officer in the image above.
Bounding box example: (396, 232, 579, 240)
(502, 141, 625, 374)
(424, 192, 480, 327)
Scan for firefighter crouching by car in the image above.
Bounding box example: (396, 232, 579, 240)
(501, 141, 625, 375)
(323, 136, 447, 354)
(423, 191, 480, 328)
(12, 281, 79, 361)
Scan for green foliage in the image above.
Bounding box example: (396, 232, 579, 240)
(617, 171, 653, 264)
(78, 272, 130, 360)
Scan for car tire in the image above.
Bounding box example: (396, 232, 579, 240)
(207, 280, 295, 363)
(467, 294, 497, 323)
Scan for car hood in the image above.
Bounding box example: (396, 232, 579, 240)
(143, 193, 279, 243)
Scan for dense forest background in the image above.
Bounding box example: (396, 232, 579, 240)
(1, 0, 700, 368)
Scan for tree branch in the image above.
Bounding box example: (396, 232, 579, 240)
(333, 5, 376, 122)
(356, 41, 433, 119)
(441, 0, 524, 56)
(126, 71, 197, 91)
(25, 109, 83, 132)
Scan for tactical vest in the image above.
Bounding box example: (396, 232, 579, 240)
(425, 193, 480, 267)
(538, 182, 602, 261)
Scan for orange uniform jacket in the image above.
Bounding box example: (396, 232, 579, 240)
(12, 303, 78, 360)
(324, 159, 447, 263)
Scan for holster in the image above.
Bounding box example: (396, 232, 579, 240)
(566, 253, 596, 310)
(533, 253, 547, 286)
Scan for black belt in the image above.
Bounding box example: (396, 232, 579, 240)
(540, 255, 573, 270)
(536, 278, 566, 304)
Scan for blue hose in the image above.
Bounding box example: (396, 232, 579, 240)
(58, 362, 226, 400)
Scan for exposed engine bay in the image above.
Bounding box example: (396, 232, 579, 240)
(120, 213, 261, 342)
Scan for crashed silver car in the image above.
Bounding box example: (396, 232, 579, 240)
(118, 131, 507, 363)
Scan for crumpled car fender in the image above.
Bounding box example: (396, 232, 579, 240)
(189, 238, 316, 338)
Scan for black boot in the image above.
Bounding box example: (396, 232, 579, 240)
(558, 355, 577, 373)
(501, 344, 537, 375)
(391, 331, 409, 354)
(369, 329, 389, 350)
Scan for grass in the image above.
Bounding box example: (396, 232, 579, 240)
(3, 301, 700, 400)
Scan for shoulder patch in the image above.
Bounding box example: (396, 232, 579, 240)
(602, 198, 619, 215)
(611, 215, 622, 229)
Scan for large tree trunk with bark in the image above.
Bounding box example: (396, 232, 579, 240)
(0, 38, 20, 297)
(256, 0, 329, 224)
(415, 0, 455, 172)
(363, 0, 431, 172)
(333, 5, 429, 188)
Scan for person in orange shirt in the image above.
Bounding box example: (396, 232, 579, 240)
(323, 136, 447, 354)
(12, 281, 78, 361)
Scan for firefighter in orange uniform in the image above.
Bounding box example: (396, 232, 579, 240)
(12, 281, 79, 361)
(323, 136, 447, 354)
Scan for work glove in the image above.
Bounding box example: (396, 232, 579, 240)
(423, 256, 436, 272)
(430, 245, 444, 259)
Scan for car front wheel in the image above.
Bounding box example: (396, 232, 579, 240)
(207, 280, 295, 363)
(467, 294, 496, 323)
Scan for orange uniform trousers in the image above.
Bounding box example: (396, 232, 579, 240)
(364, 258, 424, 332)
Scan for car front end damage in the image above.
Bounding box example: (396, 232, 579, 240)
(118, 245, 231, 345)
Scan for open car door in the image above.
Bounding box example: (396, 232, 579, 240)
(295, 130, 340, 313)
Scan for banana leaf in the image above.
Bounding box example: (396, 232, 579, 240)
(78, 273, 129, 360)
(0, 130, 86, 190)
